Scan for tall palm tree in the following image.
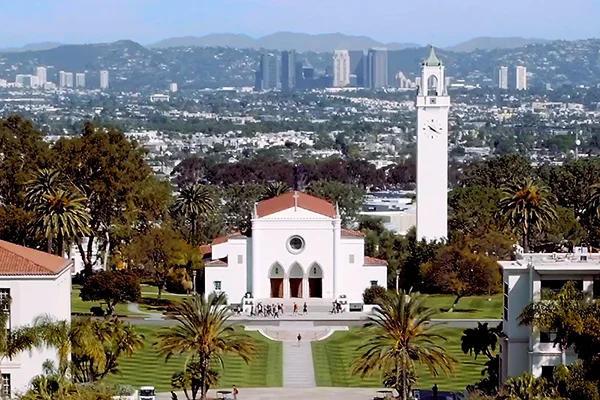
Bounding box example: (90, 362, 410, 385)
(498, 178, 557, 252)
(519, 281, 589, 365)
(352, 291, 456, 400)
(156, 293, 256, 400)
(260, 182, 291, 201)
(24, 168, 68, 207)
(32, 188, 91, 255)
(0, 297, 43, 396)
(172, 185, 216, 244)
(461, 322, 500, 360)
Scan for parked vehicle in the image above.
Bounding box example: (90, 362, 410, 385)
(139, 386, 156, 400)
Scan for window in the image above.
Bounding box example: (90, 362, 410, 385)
(237, 254, 243, 264)
(370, 281, 378, 287)
(503, 282, 509, 321)
(349, 254, 355, 264)
(213, 281, 222, 291)
(540, 331, 557, 343)
(541, 366, 555, 382)
(287, 236, 305, 254)
(1, 374, 10, 399)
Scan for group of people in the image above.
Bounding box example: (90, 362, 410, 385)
(330, 299, 345, 314)
(249, 302, 309, 317)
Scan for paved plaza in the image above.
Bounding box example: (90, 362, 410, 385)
(157, 387, 389, 400)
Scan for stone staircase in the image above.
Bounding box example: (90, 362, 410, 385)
(283, 338, 316, 388)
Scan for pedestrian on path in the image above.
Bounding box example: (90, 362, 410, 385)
(233, 385, 239, 400)
(293, 302, 298, 315)
(303, 302, 308, 315)
(297, 333, 302, 347)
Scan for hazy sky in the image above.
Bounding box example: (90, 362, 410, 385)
(1, 0, 599, 48)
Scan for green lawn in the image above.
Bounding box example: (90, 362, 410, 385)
(312, 327, 487, 392)
(424, 294, 502, 319)
(108, 326, 283, 392)
(71, 286, 134, 316)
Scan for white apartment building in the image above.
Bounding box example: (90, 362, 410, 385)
(333, 50, 350, 88)
(100, 70, 109, 90)
(516, 66, 527, 90)
(59, 71, 67, 88)
(498, 66, 508, 89)
(36, 67, 47, 86)
(64, 72, 73, 88)
(75, 73, 85, 88)
(15, 75, 26, 86)
(500, 248, 596, 383)
(0, 240, 72, 396)
(169, 82, 178, 93)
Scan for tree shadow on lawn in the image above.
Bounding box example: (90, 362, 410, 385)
(438, 307, 479, 313)
(139, 297, 178, 314)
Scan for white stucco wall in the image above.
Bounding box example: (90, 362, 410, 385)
(252, 208, 336, 299)
(204, 238, 248, 304)
(0, 267, 71, 395)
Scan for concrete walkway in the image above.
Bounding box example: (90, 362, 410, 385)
(127, 303, 165, 321)
(157, 388, 388, 400)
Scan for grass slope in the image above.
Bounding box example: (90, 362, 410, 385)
(108, 326, 283, 392)
(425, 295, 502, 319)
(312, 327, 487, 392)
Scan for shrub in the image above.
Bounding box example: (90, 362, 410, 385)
(363, 285, 388, 304)
(90, 306, 105, 316)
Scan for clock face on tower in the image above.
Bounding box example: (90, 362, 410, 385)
(422, 118, 444, 139)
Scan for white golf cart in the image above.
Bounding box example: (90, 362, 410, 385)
(139, 386, 156, 400)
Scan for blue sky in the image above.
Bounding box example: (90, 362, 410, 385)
(1, 0, 599, 48)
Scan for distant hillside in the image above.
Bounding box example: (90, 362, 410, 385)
(445, 37, 550, 52)
(0, 42, 62, 53)
(149, 31, 420, 52)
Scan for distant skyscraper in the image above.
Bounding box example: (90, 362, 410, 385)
(100, 70, 109, 90)
(169, 82, 178, 92)
(294, 61, 304, 89)
(498, 66, 508, 89)
(15, 74, 26, 86)
(348, 50, 366, 87)
(281, 50, 297, 92)
(59, 71, 67, 88)
(64, 72, 73, 88)
(30, 75, 40, 87)
(367, 48, 388, 89)
(36, 67, 47, 86)
(76, 73, 85, 88)
(516, 66, 527, 90)
(259, 53, 280, 91)
(333, 50, 350, 88)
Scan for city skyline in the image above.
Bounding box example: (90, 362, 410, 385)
(0, 0, 598, 48)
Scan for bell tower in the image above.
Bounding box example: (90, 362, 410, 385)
(416, 46, 450, 241)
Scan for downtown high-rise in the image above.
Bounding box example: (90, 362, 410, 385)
(256, 53, 280, 91)
(366, 48, 388, 89)
(100, 70, 109, 90)
(333, 50, 350, 87)
(36, 67, 47, 86)
(498, 66, 508, 89)
(281, 50, 297, 92)
(516, 66, 527, 90)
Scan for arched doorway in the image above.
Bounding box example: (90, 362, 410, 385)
(269, 263, 284, 298)
(308, 263, 323, 298)
(288, 263, 304, 298)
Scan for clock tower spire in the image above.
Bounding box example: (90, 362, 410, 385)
(416, 46, 450, 241)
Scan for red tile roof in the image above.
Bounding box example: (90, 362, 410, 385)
(206, 258, 227, 266)
(0, 240, 72, 276)
(199, 244, 212, 256)
(256, 191, 336, 218)
(342, 229, 364, 237)
(363, 256, 388, 266)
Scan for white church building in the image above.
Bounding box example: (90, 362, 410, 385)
(201, 191, 388, 304)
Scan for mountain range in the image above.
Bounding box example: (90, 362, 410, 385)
(0, 32, 551, 54)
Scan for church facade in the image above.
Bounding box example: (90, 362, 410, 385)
(201, 191, 388, 304)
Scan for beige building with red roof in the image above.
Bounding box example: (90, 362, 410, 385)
(0, 240, 72, 396)
(202, 192, 387, 305)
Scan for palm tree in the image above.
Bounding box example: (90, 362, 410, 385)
(461, 322, 500, 360)
(518, 281, 588, 365)
(24, 168, 68, 207)
(260, 182, 291, 201)
(156, 293, 256, 400)
(0, 297, 43, 395)
(32, 188, 91, 255)
(352, 291, 456, 400)
(172, 185, 216, 244)
(34, 316, 79, 378)
(585, 183, 600, 220)
(498, 178, 557, 252)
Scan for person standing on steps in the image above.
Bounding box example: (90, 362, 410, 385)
(293, 302, 298, 315)
(297, 333, 302, 346)
(303, 302, 308, 315)
(233, 385, 239, 400)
